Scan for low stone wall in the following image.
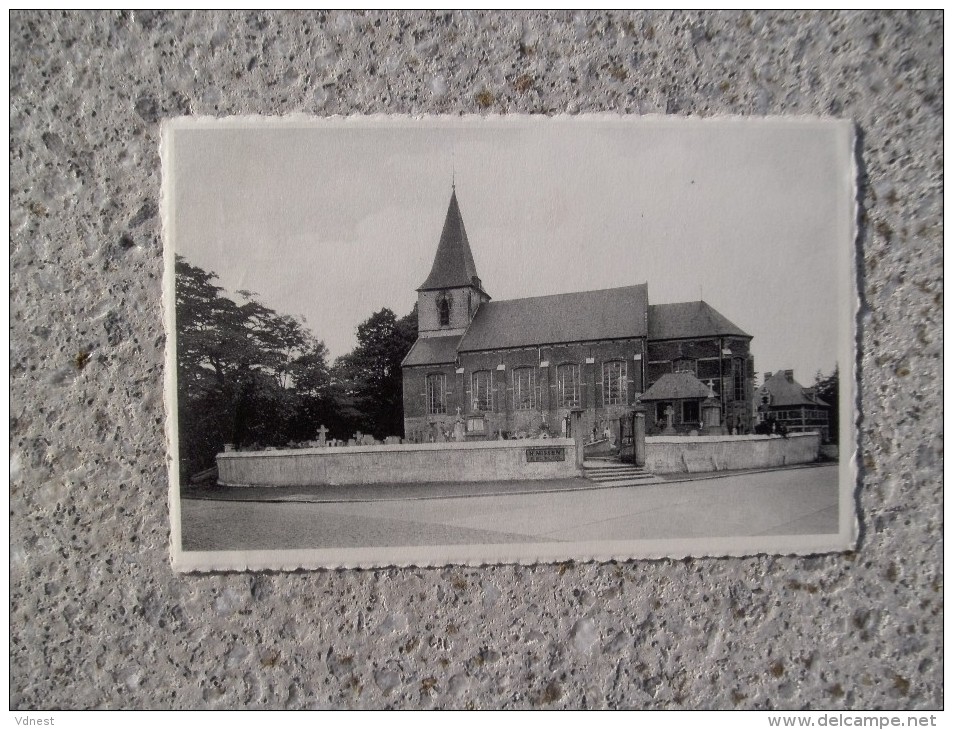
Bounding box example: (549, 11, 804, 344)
(216, 438, 579, 487)
(645, 432, 821, 474)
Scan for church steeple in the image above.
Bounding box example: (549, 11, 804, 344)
(416, 188, 490, 338)
(418, 189, 486, 295)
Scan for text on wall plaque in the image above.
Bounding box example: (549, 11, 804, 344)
(525, 447, 566, 463)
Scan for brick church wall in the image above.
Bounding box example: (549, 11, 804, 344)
(402, 363, 461, 443)
(403, 336, 755, 440)
(403, 337, 647, 441)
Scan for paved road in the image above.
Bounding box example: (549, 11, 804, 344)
(181, 465, 839, 552)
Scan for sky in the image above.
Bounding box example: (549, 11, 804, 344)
(167, 116, 855, 385)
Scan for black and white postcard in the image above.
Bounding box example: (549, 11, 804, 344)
(163, 116, 857, 571)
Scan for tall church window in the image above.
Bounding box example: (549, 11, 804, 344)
(513, 367, 537, 410)
(471, 370, 493, 412)
(602, 360, 627, 405)
(438, 296, 451, 327)
(557, 364, 580, 408)
(733, 358, 745, 402)
(426, 374, 447, 415)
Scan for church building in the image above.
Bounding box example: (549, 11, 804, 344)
(401, 189, 755, 443)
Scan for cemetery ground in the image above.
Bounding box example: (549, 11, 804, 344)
(180, 463, 839, 551)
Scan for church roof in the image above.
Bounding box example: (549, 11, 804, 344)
(640, 372, 713, 401)
(401, 334, 461, 367)
(457, 284, 649, 352)
(649, 301, 750, 340)
(418, 189, 485, 294)
(760, 370, 830, 407)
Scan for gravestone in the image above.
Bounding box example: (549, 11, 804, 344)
(317, 424, 328, 447)
(663, 405, 676, 436)
(701, 395, 723, 435)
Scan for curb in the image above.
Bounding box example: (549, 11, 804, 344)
(182, 462, 834, 506)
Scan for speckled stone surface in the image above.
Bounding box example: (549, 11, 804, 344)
(10, 10, 942, 709)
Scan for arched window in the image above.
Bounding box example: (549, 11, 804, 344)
(556, 364, 580, 408)
(602, 360, 627, 405)
(438, 296, 451, 327)
(513, 367, 537, 410)
(471, 370, 493, 412)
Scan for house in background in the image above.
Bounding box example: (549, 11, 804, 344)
(401, 189, 755, 443)
(755, 369, 831, 440)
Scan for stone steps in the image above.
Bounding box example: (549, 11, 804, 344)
(582, 461, 660, 486)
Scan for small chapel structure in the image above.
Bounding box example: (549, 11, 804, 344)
(401, 189, 755, 444)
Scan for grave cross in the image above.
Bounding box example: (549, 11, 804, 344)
(317, 424, 329, 446)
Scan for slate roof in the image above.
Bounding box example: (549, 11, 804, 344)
(649, 301, 750, 340)
(418, 190, 485, 294)
(457, 284, 649, 352)
(760, 371, 830, 408)
(640, 372, 714, 401)
(401, 335, 461, 367)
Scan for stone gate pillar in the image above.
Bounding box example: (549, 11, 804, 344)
(632, 403, 647, 468)
(570, 408, 585, 469)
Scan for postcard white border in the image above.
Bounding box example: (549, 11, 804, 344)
(163, 115, 858, 572)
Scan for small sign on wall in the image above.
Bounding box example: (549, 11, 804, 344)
(526, 446, 566, 462)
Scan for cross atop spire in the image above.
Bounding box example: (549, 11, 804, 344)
(418, 188, 485, 294)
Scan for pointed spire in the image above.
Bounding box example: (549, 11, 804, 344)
(418, 188, 485, 293)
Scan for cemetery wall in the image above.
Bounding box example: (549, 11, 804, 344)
(217, 438, 579, 487)
(645, 432, 821, 474)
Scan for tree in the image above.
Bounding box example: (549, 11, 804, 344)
(286, 338, 339, 442)
(814, 366, 840, 444)
(332, 305, 417, 438)
(174, 255, 419, 479)
(174, 255, 335, 481)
